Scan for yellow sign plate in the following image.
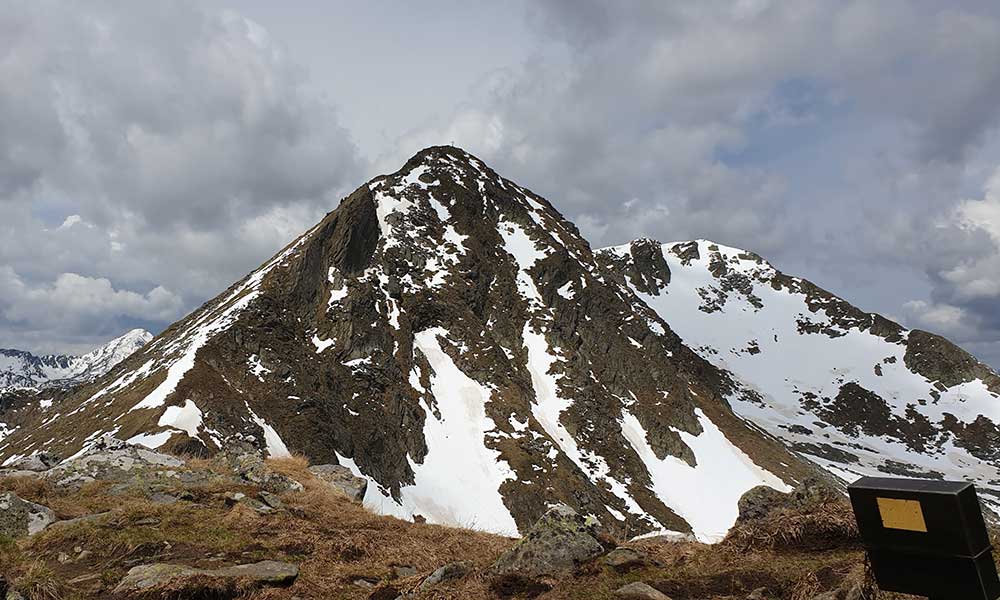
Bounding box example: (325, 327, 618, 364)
(877, 497, 928, 532)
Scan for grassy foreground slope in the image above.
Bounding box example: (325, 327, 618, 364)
(0, 454, 965, 599)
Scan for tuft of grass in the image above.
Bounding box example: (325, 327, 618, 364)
(264, 453, 311, 480)
(12, 561, 64, 600)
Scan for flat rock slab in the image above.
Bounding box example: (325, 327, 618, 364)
(308, 464, 367, 502)
(493, 504, 605, 577)
(0, 491, 56, 538)
(419, 561, 472, 590)
(614, 582, 673, 600)
(114, 560, 298, 592)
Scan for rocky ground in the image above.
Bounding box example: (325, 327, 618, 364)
(0, 440, 960, 599)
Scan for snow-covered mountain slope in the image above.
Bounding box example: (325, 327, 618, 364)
(0, 329, 152, 393)
(598, 239, 1000, 510)
(0, 147, 814, 542)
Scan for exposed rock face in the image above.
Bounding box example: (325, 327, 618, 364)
(492, 505, 605, 577)
(308, 464, 367, 501)
(42, 436, 184, 488)
(114, 560, 298, 592)
(736, 477, 839, 524)
(0, 492, 56, 538)
(0, 146, 807, 541)
(598, 239, 1000, 511)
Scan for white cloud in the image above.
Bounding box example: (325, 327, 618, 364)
(0, 267, 183, 352)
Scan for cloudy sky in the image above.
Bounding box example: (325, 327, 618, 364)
(3, 1, 1000, 370)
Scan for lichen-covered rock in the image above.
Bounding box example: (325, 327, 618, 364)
(737, 486, 792, 522)
(309, 464, 367, 501)
(492, 505, 605, 577)
(0, 469, 40, 479)
(43, 436, 183, 488)
(114, 560, 298, 592)
(613, 582, 672, 600)
(0, 492, 56, 538)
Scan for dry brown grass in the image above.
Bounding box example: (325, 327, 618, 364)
(10, 560, 65, 600)
(264, 453, 311, 480)
(724, 500, 860, 553)
(0, 456, 907, 600)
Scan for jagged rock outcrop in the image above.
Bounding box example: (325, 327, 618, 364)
(42, 435, 184, 489)
(6, 452, 60, 472)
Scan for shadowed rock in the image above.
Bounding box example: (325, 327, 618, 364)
(418, 560, 472, 590)
(309, 464, 367, 502)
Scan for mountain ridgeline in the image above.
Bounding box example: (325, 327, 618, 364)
(0, 329, 152, 394)
(1, 147, 997, 542)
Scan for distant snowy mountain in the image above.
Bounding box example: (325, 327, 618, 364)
(0, 329, 153, 393)
(598, 239, 1000, 510)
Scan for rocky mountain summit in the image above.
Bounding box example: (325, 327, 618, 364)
(0, 329, 153, 394)
(1, 146, 997, 548)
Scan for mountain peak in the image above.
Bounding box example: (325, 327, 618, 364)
(6, 149, 999, 543)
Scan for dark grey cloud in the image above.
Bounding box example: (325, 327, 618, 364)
(0, 0, 363, 354)
(387, 0, 1000, 368)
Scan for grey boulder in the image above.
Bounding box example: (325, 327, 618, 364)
(7, 451, 60, 472)
(492, 504, 605, 577)
(419, 561, 472, 590)
(308, 464, 367, 502)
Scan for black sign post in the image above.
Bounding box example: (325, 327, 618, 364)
(848, 477, 1000, 600)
